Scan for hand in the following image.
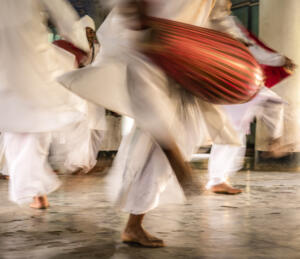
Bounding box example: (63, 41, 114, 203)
(283, 57, 297, 74)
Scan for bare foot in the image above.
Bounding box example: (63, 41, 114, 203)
(262, 149, 291, 159)
(122, 226, 165, 248)
(262, 141, 293, 159)
(30, 196, 50, 209)
(260, 138, 292, 159)
(0, 175, 9, 180)
(210, 183, 242, 195)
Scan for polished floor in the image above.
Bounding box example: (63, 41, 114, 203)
(1, 170, 300, 259)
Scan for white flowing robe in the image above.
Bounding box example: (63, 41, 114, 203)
(60, 0, 241, 214)
(0, 1, 106, 203)
(207, 4, 285, 188)
(59, 0, 239, 147)
(0, 0, 90, 133)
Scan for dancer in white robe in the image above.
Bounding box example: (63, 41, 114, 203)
(207, 88, 285, 194)
(59, 0, 242, 247)
(206, 0, 291, 194)
(0, 0, 103, 208)
(49, 15, 106, 175)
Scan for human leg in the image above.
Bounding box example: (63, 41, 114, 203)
(3, 132, 60, 207)
(109, 128, 184, 246)
(206, 143, 245, 194)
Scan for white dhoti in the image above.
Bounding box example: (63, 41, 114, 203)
(60, 0, 241, 214)
(207, 87, 285, 188)
(2, 132, 60, 204)
(0, 0, 106, 203)
(206, 8, 287, 188)
(108, 128, 184, 214)
(49, 102, 106, 174)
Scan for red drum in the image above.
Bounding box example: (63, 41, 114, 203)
(143, 17, 263, 104)
(53, 40, 87, 67)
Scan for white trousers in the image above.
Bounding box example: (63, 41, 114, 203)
(206, 88, 284, 188)
(108, 81, 240, 214)
(49, 122, 104, 174)
(107, 127, 185, 215)
(3, 132, 60, 204)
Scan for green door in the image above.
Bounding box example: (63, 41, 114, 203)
(231, 0, 260, 155)
(232, 0, 259, 36)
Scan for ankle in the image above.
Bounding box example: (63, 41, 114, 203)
(124, 224, 143, 233)
(125, 214, 144, 230)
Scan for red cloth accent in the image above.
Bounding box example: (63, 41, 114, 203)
(238, 25, 291, 88)
(143, 17, 263, 104)
(260, 65, 290, 88)
(53, 40, 87, 66)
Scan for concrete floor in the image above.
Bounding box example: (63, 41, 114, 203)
(1, 170, 300, 259)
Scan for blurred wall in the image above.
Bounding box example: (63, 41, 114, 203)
(256, 0, 300, 152)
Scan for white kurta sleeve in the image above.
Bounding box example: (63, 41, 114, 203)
(41, 0, 90, 52)
(248, 45, 286, 66)
(208, 0, 286, 66)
